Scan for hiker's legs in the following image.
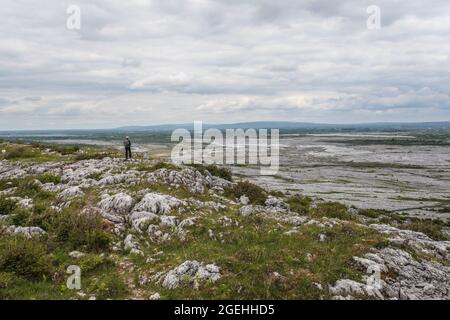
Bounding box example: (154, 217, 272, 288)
(128, 148, 132, 159)
(125, 147, 131, 160)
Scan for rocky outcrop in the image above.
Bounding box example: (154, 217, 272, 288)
(133, 193, 185, 215)
(57, 186, 84, 201)
(147, 168, 231, 194)
(98, 193, 136, 223)
(369, 224, 450, 260)
(124, 234, 143, 256)
(98, 171, 141, 186)
(265, 196, 288, 209)
(61, 158, 124, 185)
(152, 260, 221, 290)
(331, 246, 450, 300)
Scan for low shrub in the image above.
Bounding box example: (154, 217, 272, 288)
(0, 236, 53, 280)
(0, 197, 17, 215)
(191, 164, 233, 181)
(287, 195, 312, 215)
(8, 207, 32, 226)
(78, 254, 113, 273)
(36, 173, 61, 184)
(312, 202, 354, 220)
(225, 181, 267, 205)
(52, 208, 112, 251)
(87, 274, 127, 299)
(26, 204, 57, 231)
(3, 146, 38, 160)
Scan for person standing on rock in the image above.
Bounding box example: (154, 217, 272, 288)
(123, 136, 132, 160)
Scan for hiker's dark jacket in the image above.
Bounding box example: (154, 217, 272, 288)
(123, 139, 131, 148)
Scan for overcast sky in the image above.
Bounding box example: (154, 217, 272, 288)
(0, 0, 449, 129)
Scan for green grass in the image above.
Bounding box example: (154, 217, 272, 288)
(0, 144, 65, 163)
(132, 209, 386, 299)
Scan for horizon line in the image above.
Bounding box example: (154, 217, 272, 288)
(1, 120, 450, 132)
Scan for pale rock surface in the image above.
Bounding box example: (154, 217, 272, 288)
(133, 193, 185, 215)
(58, 186, 84, 201)
(153, 260, 221, 290)
(5, 225, 46, 238)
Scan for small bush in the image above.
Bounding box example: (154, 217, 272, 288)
(225, 181, 267, 205)
(53, 209, 112, 251)
(0, 197, 17, 215)
(0, 237, 53, 280)
(8, 207, 32, 226)
(14, 178, 41, 197)
(312, 202, 354, 220)
(36, 173, 61, 184)
(12, 178, 55, 201)
(78, 255, 113, 273)
(401, 219, 448, 241)
(4, 146, 38, 160)
(191, 164, 233, 181)
(26, 204, 57, 231)
(87, 274, 127, 299)
(287, 195, 312, 215)
(358, 208, 387, 218)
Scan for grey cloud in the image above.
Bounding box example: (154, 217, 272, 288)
(0, 0, 449, 129)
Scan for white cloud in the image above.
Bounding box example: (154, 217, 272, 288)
(0, 0, 449, 129)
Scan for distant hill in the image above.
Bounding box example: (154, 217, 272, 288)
(2, 121, 450, 134)
(115, 121, 450, 132)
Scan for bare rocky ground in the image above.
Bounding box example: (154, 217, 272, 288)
(0, 142, 449, 300)
(235, 134, 450, 220)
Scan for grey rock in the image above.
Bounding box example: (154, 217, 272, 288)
(5, 225, 46, 239)
(133, 193, 185, 215)
(153, 260, 221, 290)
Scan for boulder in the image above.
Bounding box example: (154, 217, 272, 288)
(133, 193, 185, 215)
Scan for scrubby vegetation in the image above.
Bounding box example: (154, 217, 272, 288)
(0, 236, 53, 280)
(287, 195, 312, 214)
(190, 164, 233, 182)
(36, 173, 61, 185)
(0, 197, 17, 216)
(52, 208, 113, 252)
(225, 181, 267, 204)
(311, 202, 355, 221)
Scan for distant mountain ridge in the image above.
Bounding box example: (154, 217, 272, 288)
(2, 121, 450, 134)
(116, 121, 450, 132)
